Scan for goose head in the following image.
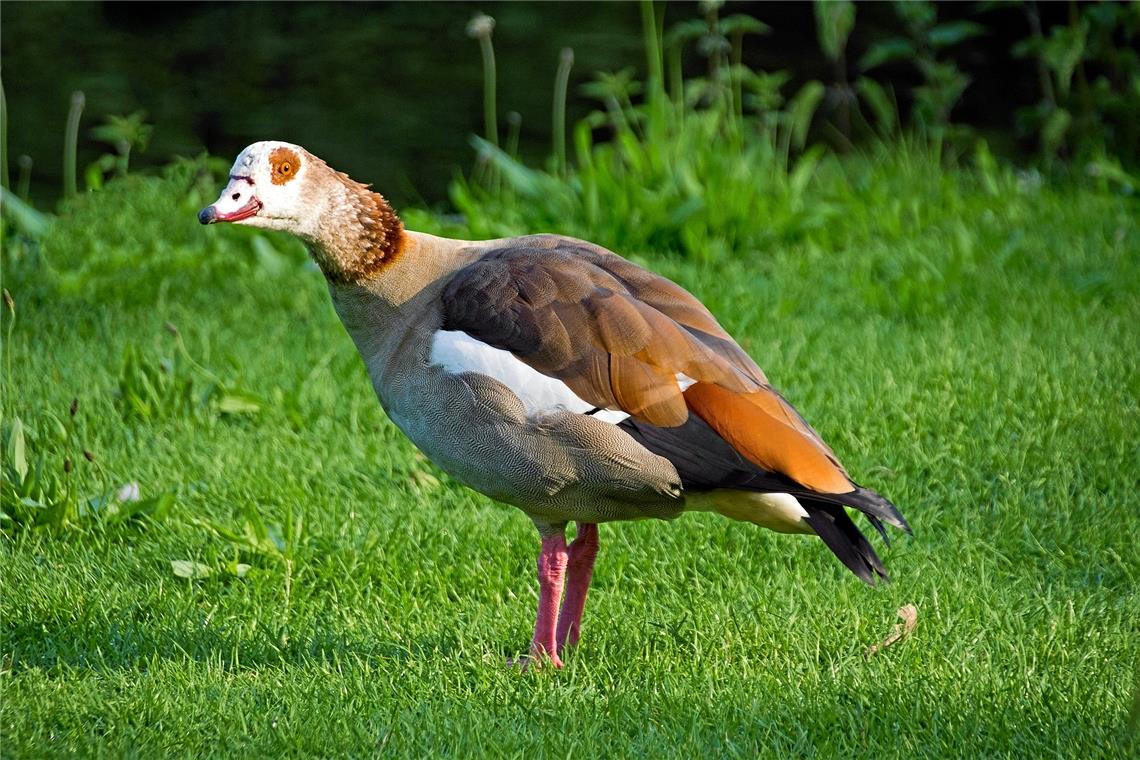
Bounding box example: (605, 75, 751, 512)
(198, 141, 329, 238)
(198, 141, 404, 283)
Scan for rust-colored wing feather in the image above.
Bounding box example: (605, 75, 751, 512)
(440, 234, 855, 494)
(682, 383, 852, 493)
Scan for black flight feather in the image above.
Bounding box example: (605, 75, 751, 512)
(617, 413, 907, 586)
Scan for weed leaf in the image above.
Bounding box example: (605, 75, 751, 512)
(171, 560, 212, 579)
(217, 391, 261, 416)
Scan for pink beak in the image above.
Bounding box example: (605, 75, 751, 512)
(198, 197, 261, 225)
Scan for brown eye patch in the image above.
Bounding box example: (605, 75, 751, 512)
(269, 147, 301, 185)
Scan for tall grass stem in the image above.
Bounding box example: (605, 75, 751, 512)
(16, 156, 32, 200)
(667, 46, 684, 124)
(553, 48, 574, 177)
(731, 34, 744, 129)
(63, 91, 85, 199)
(466, 15, 499, 148)
(2, 290, 14, 411)
(639, 1, 664, 92)
(640, 0, 667, 126)
(480, 38, 498, 147)
(506, 112, 521, 159)
(0, 75, 9, 190)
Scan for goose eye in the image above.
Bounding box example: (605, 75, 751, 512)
(268, 147, 301, 185)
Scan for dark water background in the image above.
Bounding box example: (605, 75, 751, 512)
(3, 1, 1070, 208)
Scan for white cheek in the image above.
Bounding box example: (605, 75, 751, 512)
(259, 181, 303, 216)
(211, 179, 257, 215)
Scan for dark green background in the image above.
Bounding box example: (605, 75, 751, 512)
(2, 1, 1069, 206)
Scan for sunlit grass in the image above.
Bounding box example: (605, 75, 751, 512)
(1, 142, 1137, 757)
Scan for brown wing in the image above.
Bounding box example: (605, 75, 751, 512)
(440, 234, 855, 494)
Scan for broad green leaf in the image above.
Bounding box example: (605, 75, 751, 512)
(6, 418, 27, 484)
(0, 188, 51, 240)
(893, 0, 935, 30)
(42, 412, 68, 443)
(664, 19, 708, 50)
(189, 516, 247, 545)
(1085, 157, 1139, 191)
(719, 15, 770, 38)
(859, 39, 915, 71)
(112, 492, 174, 524)
(1041, 108, 1072, 156)
(171, 560, 212, 579)
(928, 21, 986, 49)
(85, 163, 105, 192)
(973, 139, 1000, 197)
(217, 392, 261, 415)
(814, 0, 855, 62)
(468, 136, 553, 198)
(145, 492, 175, 520)
(790, 145, 825, 200)
(788, 81, 825, 151)
(1042, 23, 1088, 98)
(856, 77, 898, 136)
(1011, 38, 1038, 60)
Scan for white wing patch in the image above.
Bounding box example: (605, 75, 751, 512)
(429, 330, 630, 423)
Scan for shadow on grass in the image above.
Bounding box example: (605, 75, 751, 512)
(3, 616, 464, 674)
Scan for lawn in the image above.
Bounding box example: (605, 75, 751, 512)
(1, 148, 1138, 757)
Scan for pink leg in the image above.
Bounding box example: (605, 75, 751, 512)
(556, 523, 599, 652)
(528, 533, 568, 667)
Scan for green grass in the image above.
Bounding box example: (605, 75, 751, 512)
(1, 147, 1138, 757)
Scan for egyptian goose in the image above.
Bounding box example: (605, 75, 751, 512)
(200, 142, 910, 667)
